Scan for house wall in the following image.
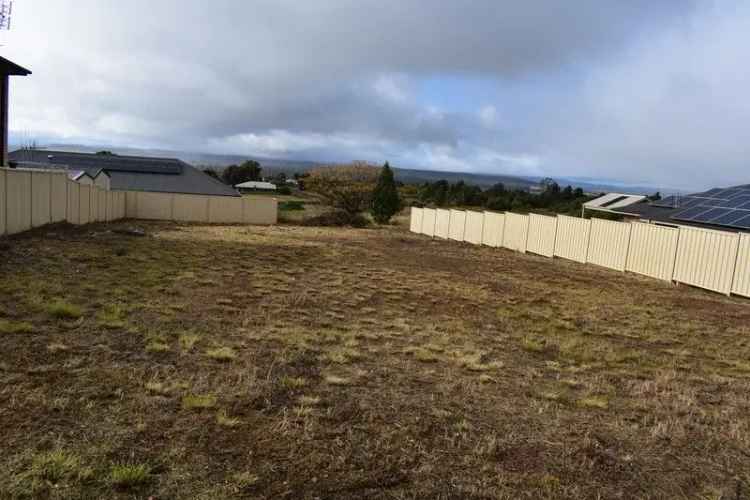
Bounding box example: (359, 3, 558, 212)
(77, 176, 94, 186)
(94, 173, 110, 191)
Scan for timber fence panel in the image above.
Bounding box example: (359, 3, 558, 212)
(30, 171, 51, 228)
(464, 211, 484, 245)
(481, 211, 505, 247)
(0, 169, 5, 236)
(50, 173, 67, 223)
(209, 196, 243, 223)
(673, 226, 740, 295)
(434, 209, 450, 239)
(448, 209, 466, 241)
(420, 208, 436, 237)
(79, 185, 91, 225)
(625, 222, 679, 281)
(554, 215, 590, 263)
(67, 181, 81, 225)
(502, 212, 528, 253)
(137, 192, 173, 220)
(242, 196, 278, 225)
(526, 213, 557, 257)
(174, 194, 209, 222)
(6, 170, 32, 234)
(587, 218, 632, 271)
(410, 207, 424, 233)
(731, 234, 750, 298)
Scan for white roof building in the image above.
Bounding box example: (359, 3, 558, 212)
(583, 193, 646, 213)
(235, 181, 277, 191)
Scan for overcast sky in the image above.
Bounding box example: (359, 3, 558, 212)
(3, 1, 749, 189)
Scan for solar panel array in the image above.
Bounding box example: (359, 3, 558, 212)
(658, 186, 750, 229)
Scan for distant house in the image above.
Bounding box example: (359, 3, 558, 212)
(8, 149, 240, 197)
(235, 180, 277, 192)
(68, 170, 94, 185)
(584, 185, 750, 232)
(0, 56, 32, 166)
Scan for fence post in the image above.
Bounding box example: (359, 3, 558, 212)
(670, 227, 682, 285)
(622, 223, 633, 273)
(728, 233, 742, 297)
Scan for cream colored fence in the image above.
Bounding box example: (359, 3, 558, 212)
(448, 209, 466, 241)
(503, 212, 529, 253)
(554, 215, 590, 264)
(481, 211, 504, 247)
(732, 234, 750, 298)
(625, 222, 679, 282)
(587, 218, 632, 272)
(464, 211, 484, 244)
(0, 168, 126, 236)
(434, 208, 450, 239)
(1, 168, 277, 238)
(527, 213, 557, 258)
(409, 207, 750, 299)
(122, 191, 277, 225)
(421, 208, 436, 237)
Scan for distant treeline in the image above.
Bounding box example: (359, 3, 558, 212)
(410, 178, 594, 216)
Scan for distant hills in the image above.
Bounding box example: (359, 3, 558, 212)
(25, 143, 668, 195)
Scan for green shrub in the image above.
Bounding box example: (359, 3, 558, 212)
(110, 463, 151, 488)
(279, 200, 305, 211)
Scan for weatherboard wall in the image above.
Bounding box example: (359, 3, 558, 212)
(526, 213, 556, 257)
(481, 211, 504, 247)
(625, 222, 679, 281)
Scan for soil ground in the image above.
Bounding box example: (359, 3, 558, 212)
(1, 220, 749, 499)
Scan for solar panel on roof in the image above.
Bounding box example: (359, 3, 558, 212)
(672, 205, 713, 221)
(698, 207, 735, 222)
(731, 214, 750, 229)
(712, 210, 750, 226)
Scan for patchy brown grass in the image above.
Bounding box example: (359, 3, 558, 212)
(0, 220, 749, 499)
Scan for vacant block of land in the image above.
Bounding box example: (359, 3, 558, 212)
(0, 221, 748, 499)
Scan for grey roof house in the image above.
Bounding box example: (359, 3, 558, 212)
(8, 149, 239, 197)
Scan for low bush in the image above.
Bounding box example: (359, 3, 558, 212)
(279, 201, 305, 211)
(302, 210, 371, 228)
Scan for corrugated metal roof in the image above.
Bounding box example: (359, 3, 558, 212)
(235, 181, 276, 190)
(8, 149, 240, 197)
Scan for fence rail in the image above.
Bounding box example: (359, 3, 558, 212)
(410, 207, 750, 299)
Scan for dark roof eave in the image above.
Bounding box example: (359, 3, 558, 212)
(0, 56, 31, 76)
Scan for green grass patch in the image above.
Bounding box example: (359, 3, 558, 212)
(182, 394, 217, 410)
(0, 319, 33, 334)
(46, 300, 83, 320)
(110, 463, 151, 488)
(206, 347, 237, 361)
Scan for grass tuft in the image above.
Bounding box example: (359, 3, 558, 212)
(182, 394, 217, 410)
(109, 463, 151, 488)
(46, 300, 83, 320)
(577, 395, 609, 410)
(206, 347, 237, 361)
(217, 409, 241, 427)
(0, 319, 34, 334)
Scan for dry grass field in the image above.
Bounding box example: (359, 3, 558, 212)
(1, 220, 749, 499)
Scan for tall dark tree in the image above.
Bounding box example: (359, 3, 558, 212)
(222, 160, 262, 186)
(371, 162, 401, 224)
